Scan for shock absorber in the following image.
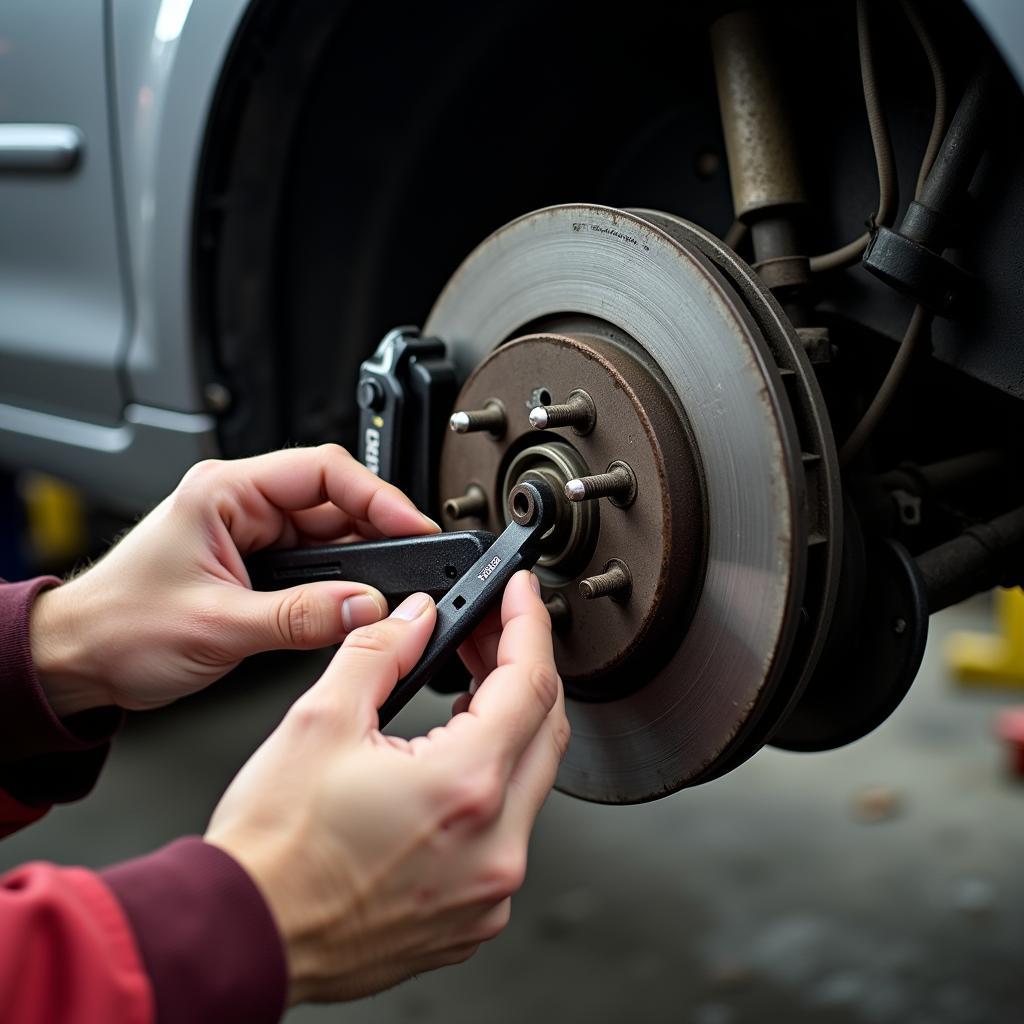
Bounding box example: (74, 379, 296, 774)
(710, 9, 811, 306)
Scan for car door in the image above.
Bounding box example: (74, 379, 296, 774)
(0, 1, 128, 426)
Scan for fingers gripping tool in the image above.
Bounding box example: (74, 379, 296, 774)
(245, 480, 557, 726)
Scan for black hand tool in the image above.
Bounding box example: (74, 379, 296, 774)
(377, 478, 556, 726)
(244, 478, 557, 726)
(245, 531, 497, 606)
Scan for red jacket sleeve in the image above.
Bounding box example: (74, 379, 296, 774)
(0, 860, 153, 1024)
(1, 578, 289, 1023)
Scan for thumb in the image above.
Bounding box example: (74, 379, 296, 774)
(231, 580, 389, 653)
(309, 592, 437, 732)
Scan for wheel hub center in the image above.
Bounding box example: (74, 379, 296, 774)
(439, 329, 706, 692)
(501, 440, 596, 576)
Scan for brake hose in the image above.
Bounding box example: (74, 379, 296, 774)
(839, 303, 931, 467)
(809, 0, 897, 273)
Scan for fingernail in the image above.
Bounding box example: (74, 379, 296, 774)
(341, 593, 386, 632)
(529, 572, 542, 596)
(421, 514, 442, 533)
(391, 592, 432, 621)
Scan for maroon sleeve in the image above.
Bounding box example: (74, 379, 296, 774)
(2, 582, 288, 1021)
(103, 838, 288, 1024)
(0, 578, 122, 814)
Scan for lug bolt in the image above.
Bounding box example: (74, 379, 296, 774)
(543, 593, 571, 631)
(443, 484, 488, 520)
(449, 400, 506, 437)
(579, 559, 632, 602)
(528, 389, 596, 435)
(564, 461, 637, 507)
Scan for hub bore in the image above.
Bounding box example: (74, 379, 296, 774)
(501, 440, 596, 576)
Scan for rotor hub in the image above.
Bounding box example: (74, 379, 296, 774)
(440, 331, 706, 688)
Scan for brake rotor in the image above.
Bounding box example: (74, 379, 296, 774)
(427, 205, 839, 803)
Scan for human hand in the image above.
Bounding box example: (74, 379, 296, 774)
(205, 570, 569, 1004)
(29, 445, 437, 715)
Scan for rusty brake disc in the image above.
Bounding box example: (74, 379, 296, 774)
(426, 204, 839, 803)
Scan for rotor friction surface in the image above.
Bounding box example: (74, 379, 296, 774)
(425, 206, 805, 803)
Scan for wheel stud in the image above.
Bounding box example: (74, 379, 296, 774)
(449, 400, 506, 437)
(579, 559, 632, 602)
(528, 389, 596, 435)
(564, 461, 637, 507)
(443, 484, 488, 520)
(543, 593, 572, 630)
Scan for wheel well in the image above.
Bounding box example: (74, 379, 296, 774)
(194, 0, 1019, 460)
(192, 0, 736, 458)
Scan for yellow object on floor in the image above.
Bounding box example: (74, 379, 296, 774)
(21, 473, 86, 567)
(947, 587, 1024, 687)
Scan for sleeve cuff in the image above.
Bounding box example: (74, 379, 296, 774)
(102, 837, 288, 1024)
(0, 577, 123, 807)
(0, 577, 123, 760)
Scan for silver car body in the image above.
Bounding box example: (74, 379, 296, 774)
(0, 0, 1021, 510)
(0, 0, 252, 508)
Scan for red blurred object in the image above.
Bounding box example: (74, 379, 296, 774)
(995, 707, 1024, 777)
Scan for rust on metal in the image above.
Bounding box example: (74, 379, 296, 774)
(710, 10, 807, 218)
(448, 399, 506, 436)
(443, 484, 488, 521)
(565, 461, 638, 507)
(580, 559, 633, 602)
(438, 331, 705, 688)
(424, 204, 804, 803)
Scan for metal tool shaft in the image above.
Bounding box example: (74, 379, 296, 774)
(378, 479, 556, 726)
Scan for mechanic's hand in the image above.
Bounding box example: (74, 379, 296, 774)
(205, 570, 569, 1004)
(29, 445, 437, 715)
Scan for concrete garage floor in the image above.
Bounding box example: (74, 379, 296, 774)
(3, 597, 1024, 1023)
